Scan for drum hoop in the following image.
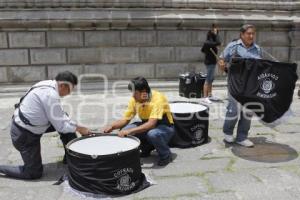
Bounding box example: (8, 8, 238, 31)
(169, 101, 209, 114)
(66, 133, 141, 159)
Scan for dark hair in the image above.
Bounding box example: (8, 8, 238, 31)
(55, 71, 78, 86)
(240, 24, 255, 33)
(128, 76, 151, 94)
(207, 24, 218, 40)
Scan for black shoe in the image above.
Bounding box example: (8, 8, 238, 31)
(157, 155, 173, 166)
(140, 150, 152, 158)
(140, 145, 154, 158)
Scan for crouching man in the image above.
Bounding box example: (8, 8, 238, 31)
(104, 77, 175, 166)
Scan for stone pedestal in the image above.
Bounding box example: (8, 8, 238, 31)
(0, 0, 299, 83)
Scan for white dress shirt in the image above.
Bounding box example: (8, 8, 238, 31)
(13, 80, 77, 134)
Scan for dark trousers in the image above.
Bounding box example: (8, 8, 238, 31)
(0, 122, 76, 180)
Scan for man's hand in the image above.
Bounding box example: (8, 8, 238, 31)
(103, 125, 113, 133)
(118, 130, 131, 137)
(218, 59, 226, 72)
(76, 126, 90, 136)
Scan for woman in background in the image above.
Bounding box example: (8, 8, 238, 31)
(201, 24, 221, 104)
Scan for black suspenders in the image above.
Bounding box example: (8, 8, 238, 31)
(15, 85, 55, 127)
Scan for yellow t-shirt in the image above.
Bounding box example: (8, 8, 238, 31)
(123, 90, 174, 124)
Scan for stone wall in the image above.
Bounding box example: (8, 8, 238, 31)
(0, 0, 299, 83)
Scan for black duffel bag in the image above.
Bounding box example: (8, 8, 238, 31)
(179, 72, 207, 98)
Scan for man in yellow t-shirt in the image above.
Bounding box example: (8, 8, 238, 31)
(104, 77, 175, 166)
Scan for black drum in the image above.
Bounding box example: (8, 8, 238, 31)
(169, 101, 209, 148)
(66, 134, 145, 195)
(179, 72, 206, 98)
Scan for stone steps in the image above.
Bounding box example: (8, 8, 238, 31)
(0, 9, 297, 30)
(0, 0, 298, 11)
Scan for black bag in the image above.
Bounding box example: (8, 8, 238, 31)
(228, 58, 298, 124)
(179, 72, 206, 98)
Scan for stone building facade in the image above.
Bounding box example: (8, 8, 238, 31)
(0, 0, 299, 83)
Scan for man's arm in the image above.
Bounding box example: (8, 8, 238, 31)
(103, 119, 130, 133)
(43, 93, 90, 135)
(218, 42, 234, 72)
(104, 98, 136, 133)
(118, 119, 157, 137)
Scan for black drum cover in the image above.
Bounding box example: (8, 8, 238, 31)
(66, 134, 147, 195)
(228, 58, 298, 124)
(169, 102, 209, 148)
(179, 72, 207, 98)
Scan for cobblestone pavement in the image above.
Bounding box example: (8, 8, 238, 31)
(1, 82, 300, 200)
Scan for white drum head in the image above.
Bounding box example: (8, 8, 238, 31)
(68, 136, 140, 156)
(170, 102, 207, 114)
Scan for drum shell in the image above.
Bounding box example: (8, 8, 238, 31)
(169, 102, 209, 148)
(179, 73, 206, 98)
(66, 134, 143, 195)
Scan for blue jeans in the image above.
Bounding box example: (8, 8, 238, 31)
(205, 64, 216, 84)
(223, 94, 252, 142)
(123, 122, 175, 160)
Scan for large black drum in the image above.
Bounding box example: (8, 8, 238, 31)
(169, 102, 209, 148)
(179, 72, 206, 98)
(66, 134, 145, 195)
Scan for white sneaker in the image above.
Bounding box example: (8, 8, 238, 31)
(203, 97, 212, 104)
(224, 134, 234, 143)
(236, 139, 254, 147)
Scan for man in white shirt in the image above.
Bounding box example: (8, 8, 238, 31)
(0, 71, 90, 180)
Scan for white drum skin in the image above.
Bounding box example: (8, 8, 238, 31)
(68, 136, 140, 156)
(170, 102, 207, 114)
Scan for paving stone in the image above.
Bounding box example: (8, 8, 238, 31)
(207, 168, 300, 200)
(31, 49, 66, 65)
(85, 31, 120, 47)
(101, 47, 139, 63)
(0, 49, 29, 65)
(121, 64, 155, 78)
(140, 47, 175, 62)
(258, 31, 290, 47)
(158, 31, 191, 46)
(47, 31, 83, 47)
(274, 125, 300, 134)
(0, 186, 63, 200)
(198, 192, 241, 200)
(0, 67, 8, 82)
(8, 66, 46, 82)
(130, 177, 208, 199)
(175, 47, 204, 62)
(152, 158, 230, 177)
(84, 64, 120, 79)
(9, 32, 45, 48)
(155, 63, 190, 78)
(0, 32, 8, 48)
(122, 31, 156, 46)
